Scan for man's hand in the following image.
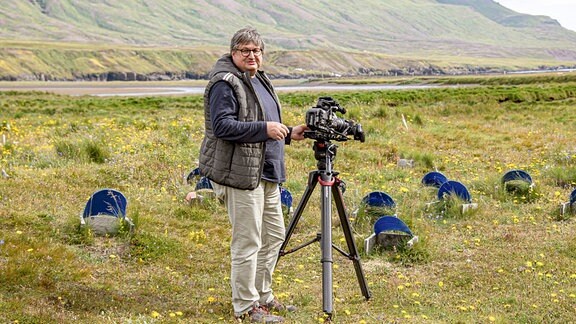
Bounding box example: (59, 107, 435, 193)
(267, 121, 289, 141)
(290, 124, 309, 141)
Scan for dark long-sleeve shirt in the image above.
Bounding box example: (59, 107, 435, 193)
(209, 80, 286, 183)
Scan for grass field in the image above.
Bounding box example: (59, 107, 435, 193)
(1, 77, 576, 323)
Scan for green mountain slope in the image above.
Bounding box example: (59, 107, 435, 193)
(0, 0, 575, 80)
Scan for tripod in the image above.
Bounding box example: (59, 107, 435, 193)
(277, 140, 371, 318)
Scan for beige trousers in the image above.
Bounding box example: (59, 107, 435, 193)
(212, 180, 286, 315)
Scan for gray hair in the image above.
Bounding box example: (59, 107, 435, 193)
(230, 27, 265, 53)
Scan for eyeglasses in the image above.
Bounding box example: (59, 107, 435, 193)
(236, 48, 263, 57)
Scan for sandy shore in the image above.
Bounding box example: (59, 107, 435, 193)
(0, 81, 211, 96)
(0, 79, 313, 96)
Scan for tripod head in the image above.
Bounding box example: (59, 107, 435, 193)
(313, 140, 338, 171)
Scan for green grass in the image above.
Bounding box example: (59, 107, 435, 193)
(1, 79, 576, 323)
(324, 72, 576, 87)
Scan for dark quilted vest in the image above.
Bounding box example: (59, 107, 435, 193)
(199, 55, 271, 190)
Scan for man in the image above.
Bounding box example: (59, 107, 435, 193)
(199, 26, 307, 323)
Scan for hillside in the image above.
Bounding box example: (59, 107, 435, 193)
(1, 0, 576, 80)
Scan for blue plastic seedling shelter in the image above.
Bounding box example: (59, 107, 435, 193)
(81, 189, 133, 235)
(422, 171, 448, 188)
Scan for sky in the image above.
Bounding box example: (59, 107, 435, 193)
(496, 0, 576, 32)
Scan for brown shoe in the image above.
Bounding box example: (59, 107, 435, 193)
(265, 298, 297, 313)
(236, 305, 285, 323)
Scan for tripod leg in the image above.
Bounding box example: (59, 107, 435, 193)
(278, 172, 318, 258)
(320, 180, 334, 316)
(332, 181, 372, 300)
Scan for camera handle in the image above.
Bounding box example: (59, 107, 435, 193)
(277, 140, 371, 319)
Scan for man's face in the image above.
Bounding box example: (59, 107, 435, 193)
(232, 42, 262, 76)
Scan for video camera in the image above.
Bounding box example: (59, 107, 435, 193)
(304, 97, 365, 142)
